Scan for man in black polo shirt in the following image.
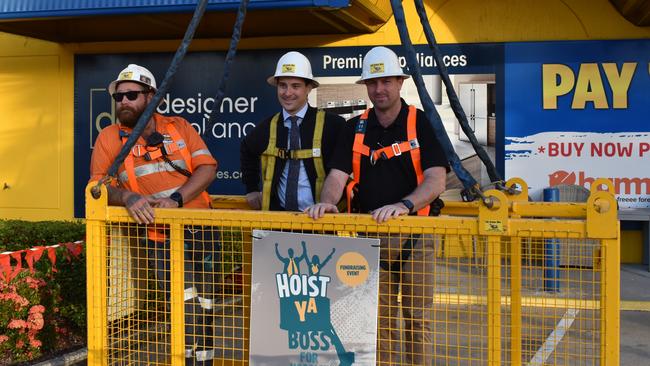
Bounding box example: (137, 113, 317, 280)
(305, 46, 447, 365)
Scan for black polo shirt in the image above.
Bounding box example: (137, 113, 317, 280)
(330, 99, 448, 213)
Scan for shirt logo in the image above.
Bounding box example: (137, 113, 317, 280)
(282, 64, 296, 73)
(370, 63, 384, 74)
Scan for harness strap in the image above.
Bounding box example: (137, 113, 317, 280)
(120, 123, 211, 208)
(260, 110, 326, 210)
(261, 113, 281, 211)
(370, 139, 419, 163)
(131, 141, 181, 161)
(122, 131, 142, 194)
(345, 180, 357, 214)
(348, 106, 429, 216)
(165, 124, 211, 206)
(312, 110, 326, 203)
(121, 131, 164, 242)
(266, 148, 322, 160)
(166, 124, 193, 173)
(348, 109, 369, 213)
(406, 106, 429, 216)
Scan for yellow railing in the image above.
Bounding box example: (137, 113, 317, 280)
(86, 178, 619, 365)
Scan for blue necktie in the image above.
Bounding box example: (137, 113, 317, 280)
(285, 116, 300, 211)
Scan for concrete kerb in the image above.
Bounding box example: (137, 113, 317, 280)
(32, 347, 87, 366)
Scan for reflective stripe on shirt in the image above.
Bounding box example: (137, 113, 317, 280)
(150, 186, 182, 199)
(119, 159, 188, 183)
(191, 149, 212, 158)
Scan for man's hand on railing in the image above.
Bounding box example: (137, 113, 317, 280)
(124, 192, 156, 224)
(370, 203, 409, 224)
(246, 191, 262, 210)
(304, 203, 339, 219)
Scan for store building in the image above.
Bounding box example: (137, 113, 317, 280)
(0, 0, 648, 262)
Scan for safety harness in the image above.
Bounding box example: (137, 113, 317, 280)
(120, 123, 211, 241)
(346, 105, 430, 216)
(260, 110, 326, 211)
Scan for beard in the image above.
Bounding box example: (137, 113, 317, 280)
(117, 105, 144, 128)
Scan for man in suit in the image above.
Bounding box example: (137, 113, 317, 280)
(240, 51, 344, 211)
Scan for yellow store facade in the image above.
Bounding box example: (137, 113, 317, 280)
(0, 0, 648, 261)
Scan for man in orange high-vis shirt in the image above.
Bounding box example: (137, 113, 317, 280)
(90, 64, 218, 365)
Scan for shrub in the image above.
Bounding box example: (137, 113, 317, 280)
(0, 270, 48, 362)
(0, 220, 85, 252)
(0, 220, 86, 363)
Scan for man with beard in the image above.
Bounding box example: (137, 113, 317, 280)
(305, 47, 448, 365)
(90, 64, 219, 365)
(91, 64, 216, 217)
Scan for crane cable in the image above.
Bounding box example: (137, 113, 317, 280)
(208, 0, 250, 124)
(413, 0, 502, 186)
(389, 0, 480, 201)
(92, 0, 250, 198)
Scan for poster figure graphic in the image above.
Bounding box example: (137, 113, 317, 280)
(276, 242, 354, 365)
(250, 231, 380, 365)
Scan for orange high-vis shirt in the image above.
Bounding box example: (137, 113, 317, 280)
(90, 113, 217, 209)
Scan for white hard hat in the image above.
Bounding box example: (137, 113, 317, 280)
(356, 46, 410, 84)
(108, 64, 157, 94)
(267, 51, 319, 88)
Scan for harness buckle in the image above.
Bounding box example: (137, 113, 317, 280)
(277, 149, 288, 159)
(312, 148, 321, 157)
(131, 145, 144, 157)
(369, 150, 378, 166)
(409, 138, 420, 149)
(391, 143, 402, 156)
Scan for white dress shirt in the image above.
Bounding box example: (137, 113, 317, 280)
(277, 103, 315, 211)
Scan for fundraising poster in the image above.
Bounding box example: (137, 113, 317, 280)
(249, 230, 380, 366)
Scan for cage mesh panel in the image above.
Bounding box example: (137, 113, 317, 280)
(95, 212, 606, 366)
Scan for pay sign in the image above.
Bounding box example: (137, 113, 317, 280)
(542, 62, 643, 110)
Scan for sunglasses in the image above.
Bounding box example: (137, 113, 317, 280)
(112, 90, 150, 102)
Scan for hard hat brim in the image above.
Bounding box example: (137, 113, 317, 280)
(355, 73, 410, 85)
(267, 75, 320, 88)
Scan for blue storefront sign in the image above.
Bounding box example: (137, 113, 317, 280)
(74, 39, 649, 215)
(504, 39, 650, 207)
(74, 44, 500, 216)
